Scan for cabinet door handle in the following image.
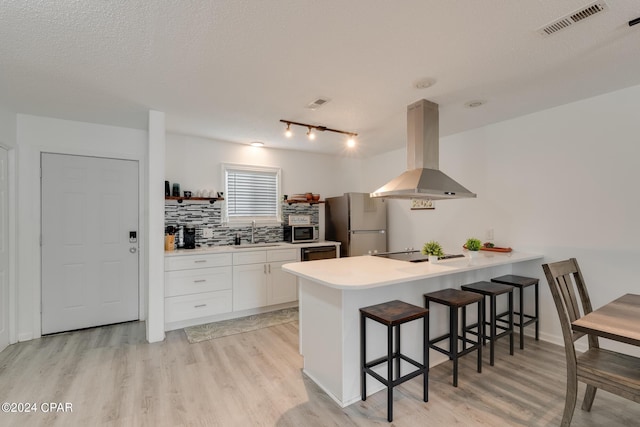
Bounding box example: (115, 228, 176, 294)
(268, 264, 271, 274)
(193, 279, 206, 283)
(194, 304, 207, 308)
(194, 260, 207, 264)
(264, 264, 267, 274)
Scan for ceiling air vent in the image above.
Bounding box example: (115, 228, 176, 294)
(305, 97, 331, 110)
(537, 1, 609, 36)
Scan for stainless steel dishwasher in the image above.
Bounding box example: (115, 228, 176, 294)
(301, 245, 338, 261)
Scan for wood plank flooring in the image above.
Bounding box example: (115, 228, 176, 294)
(1, 321, 639, 426)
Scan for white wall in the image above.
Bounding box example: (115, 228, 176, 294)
(0, 105, 17, 345)
(16, 115, 148, 341)
(362, 84, 640, 352)
(166, 134, 362, 200)
(0, 105, 17, 148)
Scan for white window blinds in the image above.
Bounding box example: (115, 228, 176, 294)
(224, 165, 281, 222)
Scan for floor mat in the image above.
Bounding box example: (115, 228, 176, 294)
(183, 307, 298, 343)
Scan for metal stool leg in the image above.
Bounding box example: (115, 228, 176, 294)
(518, 286, 525, 349)
(424, 315, 429, 402)
(477, 299, 483, 373)
(387, 324, 393, 422)
(534, 282, 539, 340)
(509, 291, 514, 355)
(395, 324, 401, 379)
(489, 295, 496, 366)
(451, 305, 459, 387)
(361, 312, 366, 400)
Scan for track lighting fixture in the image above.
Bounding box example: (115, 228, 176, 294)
(307, 127, 315, 140)
(279, 119, 357, 148)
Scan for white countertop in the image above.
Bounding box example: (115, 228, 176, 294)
(164, 240, 340, 257)
(283, 251, 543, 290)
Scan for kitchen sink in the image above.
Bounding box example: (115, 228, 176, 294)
(231, 243, 283, 249)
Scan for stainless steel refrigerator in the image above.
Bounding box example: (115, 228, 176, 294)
(325, 192, 387, 257)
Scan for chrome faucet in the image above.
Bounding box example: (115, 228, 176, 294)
(250, 220, 256, 244)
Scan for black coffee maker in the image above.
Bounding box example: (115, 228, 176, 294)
(184, 226, 196, 249)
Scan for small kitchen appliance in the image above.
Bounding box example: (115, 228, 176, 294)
(184, 225, 196, 249)
(283, 225, 319, 243)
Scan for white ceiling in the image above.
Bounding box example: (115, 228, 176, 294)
(2, 1, 640, 157)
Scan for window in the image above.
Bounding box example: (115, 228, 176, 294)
(223, 164, 282, 223)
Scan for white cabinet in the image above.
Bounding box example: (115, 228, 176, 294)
(165, 253, 233, 326)
(232, 248, 298, 311)
(165, 247, 299, 330)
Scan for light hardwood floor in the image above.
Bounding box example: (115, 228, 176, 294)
(1, 321, 639, 426)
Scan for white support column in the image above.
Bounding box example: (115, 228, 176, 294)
(147, 110, 166, 342)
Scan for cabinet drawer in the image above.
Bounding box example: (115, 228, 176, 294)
(165, 266, 232, 297)
(165, 290, 232, 323)
(267, 248, 298, 262)
(233, 250, 267, 265)
(165, 253, 232, 271)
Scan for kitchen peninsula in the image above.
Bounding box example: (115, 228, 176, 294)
(283, 250, 543, 407)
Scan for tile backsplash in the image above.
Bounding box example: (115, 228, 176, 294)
(164, 201, 319, 248)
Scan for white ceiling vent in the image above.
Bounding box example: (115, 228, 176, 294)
(305, 97, 331, 110)
(537, 1, 609, 36)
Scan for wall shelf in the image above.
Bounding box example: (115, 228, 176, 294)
(165, 196, 224, 204)
(285, 200, 324, 205)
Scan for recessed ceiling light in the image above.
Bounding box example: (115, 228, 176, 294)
(465, 100, 486, 108)
(415, 78, 436, 89)
(250, 141, 264, 147)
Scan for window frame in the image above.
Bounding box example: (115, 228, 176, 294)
(222, 163, 282, 225)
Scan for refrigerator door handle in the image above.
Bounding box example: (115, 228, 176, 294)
(350, 230, 385, 234)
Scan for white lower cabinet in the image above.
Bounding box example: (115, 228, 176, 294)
(233, 248, 298, 311)
(165, 253, 233, 326)
(232, 262, 268, 311)
(165, 247, 298, 330)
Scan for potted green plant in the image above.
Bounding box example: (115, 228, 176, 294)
(465, 237, 482, 261)
(422, 240, 444, 263)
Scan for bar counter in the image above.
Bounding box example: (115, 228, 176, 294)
(283, 251, 543, 407)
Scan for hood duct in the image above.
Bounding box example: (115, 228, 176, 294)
(370, 99, 476, 200)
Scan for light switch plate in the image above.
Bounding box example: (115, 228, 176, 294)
(202, 228, 214, 238)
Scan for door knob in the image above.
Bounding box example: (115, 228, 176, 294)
(129, 247, 137, 253)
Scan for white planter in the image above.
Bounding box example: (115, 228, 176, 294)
(428, 255, 439, 264)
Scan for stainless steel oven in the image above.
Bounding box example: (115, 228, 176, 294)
(301, 245, 338, 261)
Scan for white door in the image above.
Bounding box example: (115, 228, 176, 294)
(41, 153, 139, 334)
(0, 147, 9, 352)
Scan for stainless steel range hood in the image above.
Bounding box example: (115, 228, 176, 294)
(370, 99, 476, 200)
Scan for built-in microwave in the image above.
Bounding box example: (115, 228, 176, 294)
(283, 225, 319, 243)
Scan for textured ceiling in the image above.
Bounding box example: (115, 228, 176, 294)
(1, 0, 640, 157)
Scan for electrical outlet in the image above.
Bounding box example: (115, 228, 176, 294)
(202, 228, 214, 238)
(485, 228, 494, 240)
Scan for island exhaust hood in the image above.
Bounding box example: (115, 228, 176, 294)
(370, 99, 476, 200)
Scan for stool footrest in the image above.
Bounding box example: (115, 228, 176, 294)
(363, 353, 427, 389)
(496, 311, 537, 328)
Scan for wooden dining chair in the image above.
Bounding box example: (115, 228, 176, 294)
(542, 258, 640, 426)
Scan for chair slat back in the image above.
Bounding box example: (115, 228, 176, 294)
(543, 258, 598, 347)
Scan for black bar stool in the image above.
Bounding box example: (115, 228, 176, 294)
(461, 281, 514, 366)
(491, 274, 539, 349)
(360, 300, 429, 422)
(423, 289, 483, 387)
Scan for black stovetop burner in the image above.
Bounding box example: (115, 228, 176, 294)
(373, 250, 464, 263)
